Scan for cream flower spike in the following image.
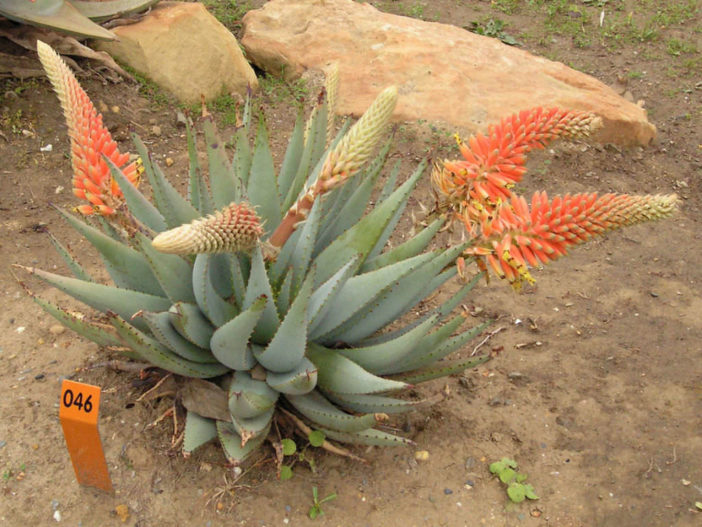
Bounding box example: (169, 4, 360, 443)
(152, 202, 263, 255)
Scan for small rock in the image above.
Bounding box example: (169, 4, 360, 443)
(53, 510, 61, 522)
(464, 457, 476, 470)
(650, 292, 659, 297)
(0, 440, 6, 449)
(681, 479, 691, 486)
(490, 432, 503, 442)
(151, 125, 162, 137)
(51, 500, 59, 510)
(175, 111, 188, 127)
(34, 374, 45, 381)
(111, 106, 120, 114)
(414, 450, 429, 462)
(165, 157, 174, 167)
(115, 504, 129, 523)
(49, 325, 66, 336)
(16, 326, 26, 334)
(444, 488, 453, 495)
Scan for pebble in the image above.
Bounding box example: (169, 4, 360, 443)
(175, 111, 188, 127)
(444, 488, 453, 495)
(464, 457, 476, 470)
(111, 106, 120, 114)
(414, 450, 429, 461)
(284, 505, 291, 513)
(35, 374, 45, 381)
(53, 510, 61, 522)
(51, 500, 59, 510)
(49, 325, 66, 335)
(0, 440, 6, 449)
(165, 157, 174, 167)
(152, 125, 162, 137)
(115, 504, 129, 522)
(16, 326, 26, 334)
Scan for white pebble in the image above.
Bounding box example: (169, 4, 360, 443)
(53, 510, 61, 522)
(16, 326, 26, 334)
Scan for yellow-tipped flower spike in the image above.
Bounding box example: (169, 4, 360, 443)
(36, 40, 142, 216)
(152, 202, 263, 255)
(320, 85, 398, 191)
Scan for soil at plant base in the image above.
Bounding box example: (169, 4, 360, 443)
(0, 1, 700, 526)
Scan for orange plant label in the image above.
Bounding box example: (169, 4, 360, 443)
(59, 380, 113, 493)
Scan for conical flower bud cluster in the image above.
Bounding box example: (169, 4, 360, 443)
(320, 85, 398, 191)
(152, 202, 263, 255)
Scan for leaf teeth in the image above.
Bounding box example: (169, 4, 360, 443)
(152, 202, 263, 255)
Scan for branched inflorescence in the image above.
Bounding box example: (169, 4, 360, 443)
(37, 41, 142, 216)
(433, 107, 678, 288)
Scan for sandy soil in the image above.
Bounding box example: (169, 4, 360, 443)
(0, 1, 700, 526)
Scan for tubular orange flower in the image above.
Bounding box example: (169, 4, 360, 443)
(433, 107, 602, 208)
(464, 192, 679, 288)
(36, 41, 142, 216)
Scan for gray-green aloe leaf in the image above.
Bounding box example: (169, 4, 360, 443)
(109, 313, 229, 378)
(228, 371, 279, 419)
(209, 297, 266, 371)
(183, 410, 218, 455)
(286, 391, 379, 433)
(254, 271, 312, 373)
(307, 344, 407, 395)
(217, 419, 269, 466)
(21, 265, 169, 333)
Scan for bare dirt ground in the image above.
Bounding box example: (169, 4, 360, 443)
(1, 1, 700, 526)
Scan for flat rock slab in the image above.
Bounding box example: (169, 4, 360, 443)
(97, 2, 258, 104)
(241, 0, 655, 146)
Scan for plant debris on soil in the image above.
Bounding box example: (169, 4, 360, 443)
(0, 1, 700, 526)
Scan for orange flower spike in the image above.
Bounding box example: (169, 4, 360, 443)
(36, 40, 140, 216)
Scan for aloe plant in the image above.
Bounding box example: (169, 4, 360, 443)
(22, 42, 493, 464)
(0, 0, 160, 41)
(22, 42, 677, 467)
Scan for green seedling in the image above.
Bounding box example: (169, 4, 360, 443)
(467, 19, 519, 46)
(489, 457, 539, 503)
(309, 486, 337, 520)
(280, 431, 326, 481)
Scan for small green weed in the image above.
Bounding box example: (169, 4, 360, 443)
(209, 93, 242, 126)
(279, 430, 326, 481)
(489, 458, 539, 504)
(467, 18, 519, 46)
(260, 72, 308, 105)
(492, 0, 521, 15)
(1, 108, 25, 135)
(309, 486, 337, 520)
(201, 0, 252, 31)
(666, 38, 698, 56)
(403, 2, 425, 18)
(125, 66, 170, 107)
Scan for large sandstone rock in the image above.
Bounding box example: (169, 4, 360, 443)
(97, 2, 258, 104)
(241, 0, 655, 146)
